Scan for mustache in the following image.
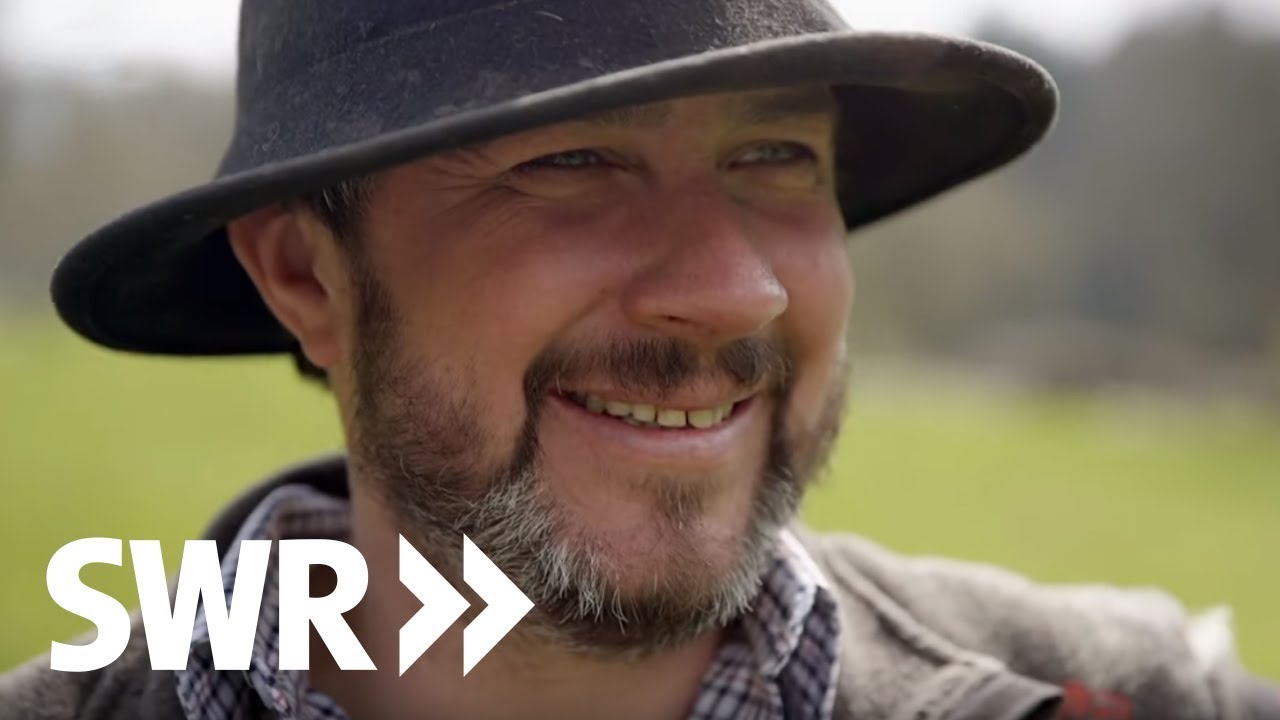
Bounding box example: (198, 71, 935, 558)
(524, 335, 793, 402)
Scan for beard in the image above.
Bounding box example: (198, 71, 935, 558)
(343, 262, 847, 658)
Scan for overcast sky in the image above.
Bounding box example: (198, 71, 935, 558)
(2, 0, 1279, 78)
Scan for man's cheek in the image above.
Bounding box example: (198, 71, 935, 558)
(782, 347, 848, 464)
(774, 234, 853, 329)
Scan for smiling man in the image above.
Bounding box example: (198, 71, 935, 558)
(3, 1, 1278, 719)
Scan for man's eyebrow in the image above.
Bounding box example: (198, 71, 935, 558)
(573, 103, 673, 129)
(729, 87, 839, 127)
(562, 87, 838, 131)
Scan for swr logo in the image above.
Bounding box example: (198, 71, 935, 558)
(46, 536, 533, 675)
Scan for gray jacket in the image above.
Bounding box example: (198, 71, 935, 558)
(3, 457, 1277, 720)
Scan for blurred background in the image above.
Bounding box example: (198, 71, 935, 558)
(1, 0, 1277, 676)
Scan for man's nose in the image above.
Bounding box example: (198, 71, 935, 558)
(619, 186, 789, 347)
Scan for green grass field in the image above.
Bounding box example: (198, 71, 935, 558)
(2, 317, 1277, 677)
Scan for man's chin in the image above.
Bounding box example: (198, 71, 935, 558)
(490, 497, 782, 657)
(521, 540, 771, 658)
(561, 515, 747, 593)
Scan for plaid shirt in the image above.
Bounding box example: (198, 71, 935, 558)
(176, 483, 841, 720)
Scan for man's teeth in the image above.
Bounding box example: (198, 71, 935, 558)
(570, 393, 735, 429)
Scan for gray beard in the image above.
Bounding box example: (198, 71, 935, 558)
(343, 266, 840, 657)
(350, 368, 805, 658)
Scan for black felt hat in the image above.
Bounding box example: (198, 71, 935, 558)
(51, 0, 1057, 355)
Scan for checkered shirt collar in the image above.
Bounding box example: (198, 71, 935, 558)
(176, 483, 841, 720)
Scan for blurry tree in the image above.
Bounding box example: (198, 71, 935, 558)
(1070, 14, 1280, 356)
(0, 0, 14, 194)
(0, 70, 231, 301)
(0, 70, 10, 179)
(852, 10, 1280, 398)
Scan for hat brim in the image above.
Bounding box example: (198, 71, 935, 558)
(51, 31, 1057, 355)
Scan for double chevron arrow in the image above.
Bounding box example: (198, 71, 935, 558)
(399, 536, 535, 676)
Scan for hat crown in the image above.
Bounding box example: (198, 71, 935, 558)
(238, 0, 848, 75)
(223, 0, 847, 176)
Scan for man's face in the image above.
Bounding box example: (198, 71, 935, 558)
(329, 87, 852, 654)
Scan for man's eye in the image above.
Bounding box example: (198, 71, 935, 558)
(515, 149, 608, 172)
(732, 141, 817, 167)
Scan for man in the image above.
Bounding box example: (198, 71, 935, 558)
(2, 1, 1276, 719)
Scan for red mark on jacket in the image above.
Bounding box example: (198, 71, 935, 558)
(1055, 681, 1134, 720)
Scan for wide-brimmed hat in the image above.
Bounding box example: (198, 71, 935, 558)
(51, 0, 1057, 356)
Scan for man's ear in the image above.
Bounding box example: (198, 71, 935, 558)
(227, 205, 345, 372)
